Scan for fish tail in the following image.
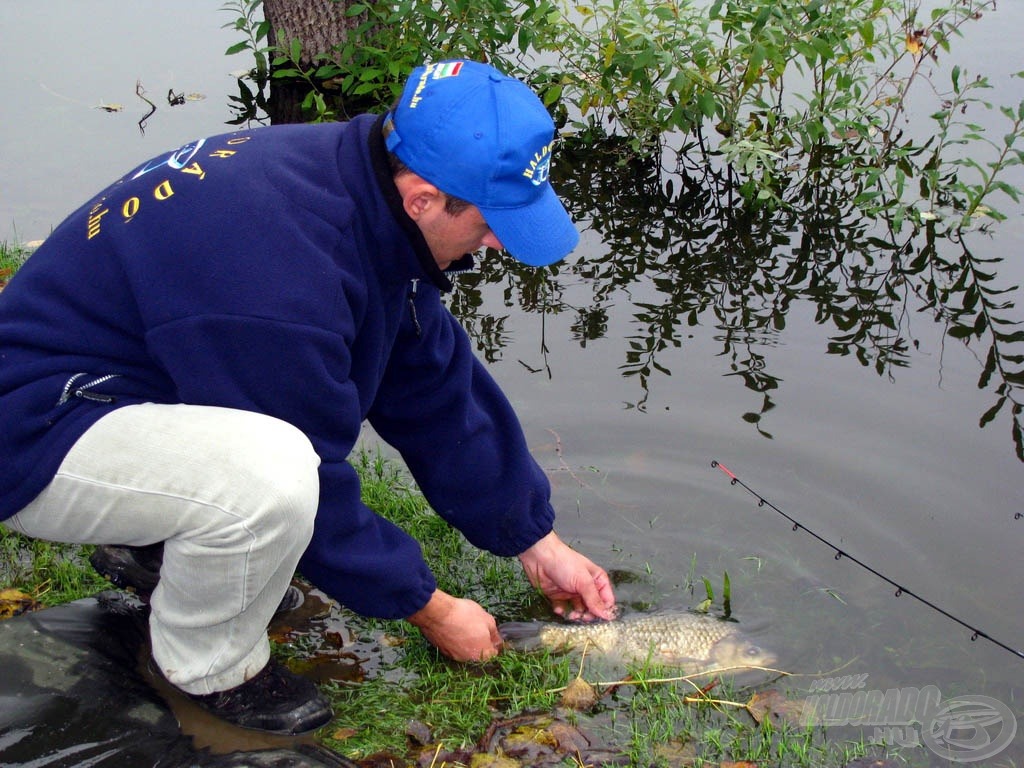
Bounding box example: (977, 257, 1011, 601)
(498, 621, 546, 652)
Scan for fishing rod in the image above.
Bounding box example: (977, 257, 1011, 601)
(711, 460, 1024, 662)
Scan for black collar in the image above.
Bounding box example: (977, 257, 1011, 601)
(367, 114, 474, 292)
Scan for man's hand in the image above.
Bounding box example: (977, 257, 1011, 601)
(407, 589, 502, 661)
(518, 530, 616, 621)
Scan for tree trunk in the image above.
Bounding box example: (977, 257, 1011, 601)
(262, 0, 364, 124)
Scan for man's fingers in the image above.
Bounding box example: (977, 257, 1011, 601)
(576, 571, 615, 620)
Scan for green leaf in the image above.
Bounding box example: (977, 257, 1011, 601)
(697, 90, 717, 118)
(979, 397, 1005, 428)
(745, 43, 766, 85)
(979, 345, 997, 389)
(653, 4, 675, 21)
(793, 40, 817, 65)
(810, 36, 833, 63)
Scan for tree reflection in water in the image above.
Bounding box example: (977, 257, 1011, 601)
(448, 136, 1023, 461)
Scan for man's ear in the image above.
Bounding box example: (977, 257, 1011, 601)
(396, 174, 442, 222)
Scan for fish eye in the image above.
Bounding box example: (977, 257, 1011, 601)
(745, 645, 762, 657)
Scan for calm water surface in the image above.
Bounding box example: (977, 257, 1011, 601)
(2, 2, 1022, 763)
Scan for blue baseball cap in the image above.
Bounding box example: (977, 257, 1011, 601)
(383, 60, 579, 267)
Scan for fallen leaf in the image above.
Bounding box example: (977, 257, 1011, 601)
(547, 721, 589, 754)
(652, 739, 697, 766)
(469, 752, 520, 768)
(746, 689, 809, 727)
(0, 588, 40, 619)
(504, 722, 557, 750)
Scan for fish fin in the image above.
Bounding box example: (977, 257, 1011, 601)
(497, 621, 545, 652)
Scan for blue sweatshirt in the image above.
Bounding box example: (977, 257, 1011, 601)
(0, 114, 555, 619)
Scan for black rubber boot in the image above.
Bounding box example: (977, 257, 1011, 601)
(90, 543, 304, 614)
(89, 542, 164, 596)
(187, 659, 333, 735)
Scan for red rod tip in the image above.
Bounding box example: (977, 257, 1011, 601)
(715, 462, 737, 480)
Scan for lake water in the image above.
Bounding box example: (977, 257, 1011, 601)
(2, 2, 1022, 764)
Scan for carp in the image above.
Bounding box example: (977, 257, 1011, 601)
(500, 611, 775, 672)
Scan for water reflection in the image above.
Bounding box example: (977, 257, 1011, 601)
(450, 135, 1023, 461)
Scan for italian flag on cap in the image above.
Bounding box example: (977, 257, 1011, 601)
(433, 61, 464, 78)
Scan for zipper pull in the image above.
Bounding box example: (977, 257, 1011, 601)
(58, 373, 120, 405)
(408, 279, 422, 338)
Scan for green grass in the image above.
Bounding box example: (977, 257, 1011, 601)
(0, 530, 110, 606)
(0, 239, 32, 289)
(322, 639, 572, 757)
